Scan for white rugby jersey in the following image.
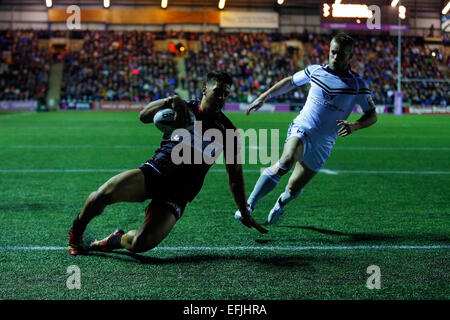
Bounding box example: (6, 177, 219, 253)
(292, 64, 375, 142)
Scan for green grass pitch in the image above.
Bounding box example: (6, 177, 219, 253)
(0, 111, 448, 300)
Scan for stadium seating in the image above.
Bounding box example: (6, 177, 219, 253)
(0, 29, 448, 107)
(184, 31, 306, 104)
(60, 30, 178, 105)
(0, 30, 50, 101)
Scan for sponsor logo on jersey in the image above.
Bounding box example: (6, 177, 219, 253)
(311, 96, 344, 112)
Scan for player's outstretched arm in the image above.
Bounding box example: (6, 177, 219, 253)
(246, 76, 296, 115)
(337, 109, 378, 137)
(225, 163, 268, 234)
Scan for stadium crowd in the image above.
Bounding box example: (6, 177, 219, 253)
(0, 29, 448, 107)
(184, 31, 305, 104)
(61, 30, 178, 104)
(0, 30, 50, 101)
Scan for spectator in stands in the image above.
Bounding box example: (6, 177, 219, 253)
(184, 31, 306, 104)
(0, 29, 50, 101)
(60, 30, 177, 105)
(1, 29, 448, 108)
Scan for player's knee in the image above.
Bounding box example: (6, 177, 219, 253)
(282, 154, 297, 167)
(278, 140, 303, 172)
(89, 188, 113, 207)
(275, 158, 294, 175)
(128, 234, 157, 253)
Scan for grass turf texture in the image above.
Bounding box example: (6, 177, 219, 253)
(0, 111, 449, 300)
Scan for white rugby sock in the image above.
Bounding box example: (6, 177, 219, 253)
(247, 168, 281, 208)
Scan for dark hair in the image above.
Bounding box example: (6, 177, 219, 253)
(206, 71, 233, 86)
(332, 32, 354, 49)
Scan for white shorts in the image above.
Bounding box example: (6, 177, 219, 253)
(285, 122, 334, 172)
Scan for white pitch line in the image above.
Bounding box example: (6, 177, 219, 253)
(0, 145, 151, 149)
(0, 246, 65, 251)
(335, 146, 450, 151)
(250, 146, 450, 151)
(1, 145, 449, 151)
(334, 170, 450, 175)
(319, 169, 339, 175)
(0, 169, 126, 173)
(0, 245, 449, 252)
(1, 168, 449, 175)
(154, 245, 450, 251)
(350, 135, 450, 139)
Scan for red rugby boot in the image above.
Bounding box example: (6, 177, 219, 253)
(89, 229, 125, 252)
(67, 228, 84, 255)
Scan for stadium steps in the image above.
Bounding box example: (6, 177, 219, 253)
(46, 62, 63, 111)
(174, 56, 189, 100)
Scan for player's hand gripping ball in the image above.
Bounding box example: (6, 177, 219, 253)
(153, 108, 196, 134)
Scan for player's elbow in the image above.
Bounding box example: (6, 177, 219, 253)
(139, 110, 152, 123)
(364, 108, 377, 126)
(139, 111, 146, 123)
(371, 110, 378, 125)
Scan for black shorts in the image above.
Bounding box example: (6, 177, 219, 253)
(139, 163, 187, 221)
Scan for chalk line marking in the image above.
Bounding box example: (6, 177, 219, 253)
(1, 145, 449, 151)
(0, 168, 449, 175)
(0, 245, 449, 252)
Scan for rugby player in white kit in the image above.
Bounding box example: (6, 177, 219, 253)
(235, 33, 378, 224)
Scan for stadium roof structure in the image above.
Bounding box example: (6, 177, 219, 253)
(0, 0, 446, 14)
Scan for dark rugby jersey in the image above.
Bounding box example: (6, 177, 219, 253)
(144, 100, 239, 203)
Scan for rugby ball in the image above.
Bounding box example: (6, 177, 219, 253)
(153, 108, 195, 134)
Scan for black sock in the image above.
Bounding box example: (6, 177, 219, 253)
(72, 214, 87, 234)
(106, 234, 123, 249)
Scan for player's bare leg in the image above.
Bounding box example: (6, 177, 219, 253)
(68, 169, 147, 255)
(247, 137, 303, 207)
(120, 202, 177, 253)
(268, 162, 317, 224)
(90, 202, 177, 253)
(235, 137, 304, 220)
(268, 136, 305, 176)
(79, 169, 147, 223)
(287, 162, 317, 195)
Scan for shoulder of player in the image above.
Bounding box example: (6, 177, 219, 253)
(355, 76, 371, 92)
(303, 64, 322, 78)
(346, 70, 371, 92)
